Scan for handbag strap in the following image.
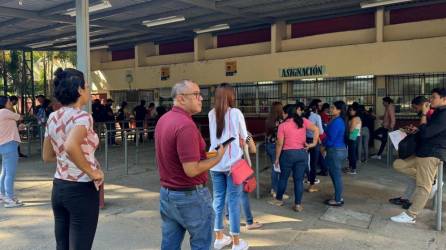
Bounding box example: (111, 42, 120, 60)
(228, 108, 232, 159)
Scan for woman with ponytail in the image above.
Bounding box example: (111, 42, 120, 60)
(323, 101, 348, 206)
(0, 96, 23, 208)
(269, 103, 319, 212)
(43, 68, 104, 249)
(208, 83, 250, 250)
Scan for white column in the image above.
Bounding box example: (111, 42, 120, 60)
(271, 21, 286, 53)
(76, 0, 91, 112)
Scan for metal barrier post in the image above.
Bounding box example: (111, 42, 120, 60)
(436, 162, 443, 231)
(124, 130, 128, 175)
(105, 129, 109, 171)
(135, 128, 140, 164)
(255, 142, 264, 199)
(386, 134, 392, 168)
(26, 124, 31, 156)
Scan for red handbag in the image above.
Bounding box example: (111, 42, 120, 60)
(231, 159, 254, 185)
(243, 176, 257, 193)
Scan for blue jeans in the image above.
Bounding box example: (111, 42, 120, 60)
(277, 149, 308, 205)
(160, 187, 214, 250)
(266, 142, 279, 193)
(211, 171, 242, 235)
(225, 191, 254, 225)
(0, 141, 19, 199)
(326, 148, 347, 202)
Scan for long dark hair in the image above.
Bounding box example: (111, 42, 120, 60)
(348, 104, 359, 121)
(214, 83, 235, 139)
(333, 101, 347, 119)
(285, 102, 304, 128)
(265, 102, 283, 136)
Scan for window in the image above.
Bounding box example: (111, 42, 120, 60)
(386, 73, 446, 115)
(234, 82, 281, 114)
(288, 77, 375, 110)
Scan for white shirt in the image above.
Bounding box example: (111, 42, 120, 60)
(208, 108, 248, 172)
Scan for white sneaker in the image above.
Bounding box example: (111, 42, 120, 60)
(4, 198, 24, 208)
(232, 239, 249, 250)
(371, 155, 382, 160)
(214, 234, 232, 250)
(390, 212, 416, 224)
(272, 193, 289, 200)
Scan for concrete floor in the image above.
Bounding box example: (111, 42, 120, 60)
(0, 140, 445, 250)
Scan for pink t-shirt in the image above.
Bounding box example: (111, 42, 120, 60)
(45, 107, 99, 182)
(0, 109, 21, 145)
(277, 118, 312, 150)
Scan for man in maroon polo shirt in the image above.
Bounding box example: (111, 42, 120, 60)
(155, 80, 226, 250)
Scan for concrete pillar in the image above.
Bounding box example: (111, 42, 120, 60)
(271, 21, 287, 53)
(375, 7, 384, 43)
(194, 33, 213, 61)
(76, 0, 91, 112)
(135, 42, 156, 67)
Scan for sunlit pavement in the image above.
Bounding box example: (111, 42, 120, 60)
(0, 142, 445, 250)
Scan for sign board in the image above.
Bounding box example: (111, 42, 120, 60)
(280, 65, 326, 78)
(161, 67, 170, 81)
(225, 61, 237, 76)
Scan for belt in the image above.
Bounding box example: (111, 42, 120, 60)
(162, 184, 206, 192)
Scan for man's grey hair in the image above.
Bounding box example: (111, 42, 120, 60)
(171, 80, 194, 99)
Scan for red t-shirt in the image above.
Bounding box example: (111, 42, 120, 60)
(155, 106, 207, 188)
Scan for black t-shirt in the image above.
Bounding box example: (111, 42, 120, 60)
(134, 105, 147, 121)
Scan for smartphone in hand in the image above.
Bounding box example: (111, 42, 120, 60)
(215, 137, 235, 150)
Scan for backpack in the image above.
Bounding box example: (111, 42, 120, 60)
(398, 133, 419, 159)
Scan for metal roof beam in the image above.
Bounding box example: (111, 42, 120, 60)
(177, 0, 274, 23)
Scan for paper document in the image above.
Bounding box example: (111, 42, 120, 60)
(388, 130, 407, 151)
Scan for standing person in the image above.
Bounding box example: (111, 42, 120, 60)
(117, 101, 130, 142)
(208, 83, 249, 250)
(320, 103, 331, 127)
(265, 101, 283, 198)
(269, 103, 319, 212)
(347, 105, 362, 175)
(9, 96, 27, 158)
(155, 80, 227, 250)
(133, 100, 147, 143)
(317, 102, 330, 176)
(0, 96, 23, 208)
(104, 99, 117, 145)
(323, 101, 348, 206)
(391, 88, 446, 224)
(372, 97, 395, 159)
(42, 68, 104, 249)
(304, 99, 324, 192)
(358, 105, 373, 163)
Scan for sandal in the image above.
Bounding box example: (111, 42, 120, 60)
(324, 199, 344, 207)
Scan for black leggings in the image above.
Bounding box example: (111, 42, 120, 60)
(52, 179, 99, 250)
(374, 127, 389, 156)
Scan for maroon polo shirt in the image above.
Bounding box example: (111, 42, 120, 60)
(155, 106, 207, 188)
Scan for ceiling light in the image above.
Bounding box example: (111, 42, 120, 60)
(28, 41, 53, 48)
(142, 16, 186, 28)
(360, 0, 413, 8)
(194, 24, 230, 34)
(65, 0, 112, 16)
(91, 45, 109, 50)
(355, 75, 375, 79)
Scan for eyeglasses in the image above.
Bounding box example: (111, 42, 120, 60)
(179, 92, 202, 99)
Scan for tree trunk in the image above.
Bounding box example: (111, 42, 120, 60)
(2, 50, 7, 95)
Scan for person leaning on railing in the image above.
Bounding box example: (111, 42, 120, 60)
(391, 88, 446, 224)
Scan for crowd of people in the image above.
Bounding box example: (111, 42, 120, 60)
(0, 67, 444, 249)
